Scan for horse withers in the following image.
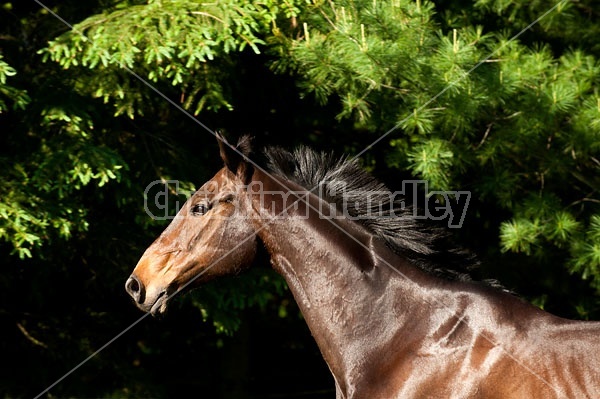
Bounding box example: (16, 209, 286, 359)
(126, 135, 600, 399)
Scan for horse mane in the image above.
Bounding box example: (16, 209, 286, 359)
(264, 145, 502, 288)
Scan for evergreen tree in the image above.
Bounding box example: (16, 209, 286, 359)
(275, 0, 600, 309)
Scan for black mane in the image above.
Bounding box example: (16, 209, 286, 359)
(264, 145, 500, 287)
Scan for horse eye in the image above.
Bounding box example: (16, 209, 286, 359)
(191, 203, 209, 216)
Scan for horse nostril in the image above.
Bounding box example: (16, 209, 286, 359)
(125, 275, 145, 304)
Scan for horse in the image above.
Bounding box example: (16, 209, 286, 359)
(125, 135, 600, 398)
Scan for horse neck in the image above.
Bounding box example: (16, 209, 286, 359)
(247, 171, 438, 384)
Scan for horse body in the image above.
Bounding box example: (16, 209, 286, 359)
(126, 136, 600, 398)
(249, 168, 600, 399)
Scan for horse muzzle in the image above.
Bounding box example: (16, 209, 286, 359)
(125, 274, 171, 316)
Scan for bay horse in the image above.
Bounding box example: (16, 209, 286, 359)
(126, 135, 600, 398)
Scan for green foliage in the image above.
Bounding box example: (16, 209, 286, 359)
(277, 0, 600, 294)
(0, 103, 125, 258)
(570, 215, 600, 290)
(41, 0, 302, 116)
(0, 54, 29, 112)
(407, 138, 454, 190)
(500, 218, 541, 256)
(499, 194, 581, 256)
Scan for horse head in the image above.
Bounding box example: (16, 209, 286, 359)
(125, 135, 256, 315)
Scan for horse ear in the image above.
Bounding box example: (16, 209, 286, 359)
(217, 132, 253, 183)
